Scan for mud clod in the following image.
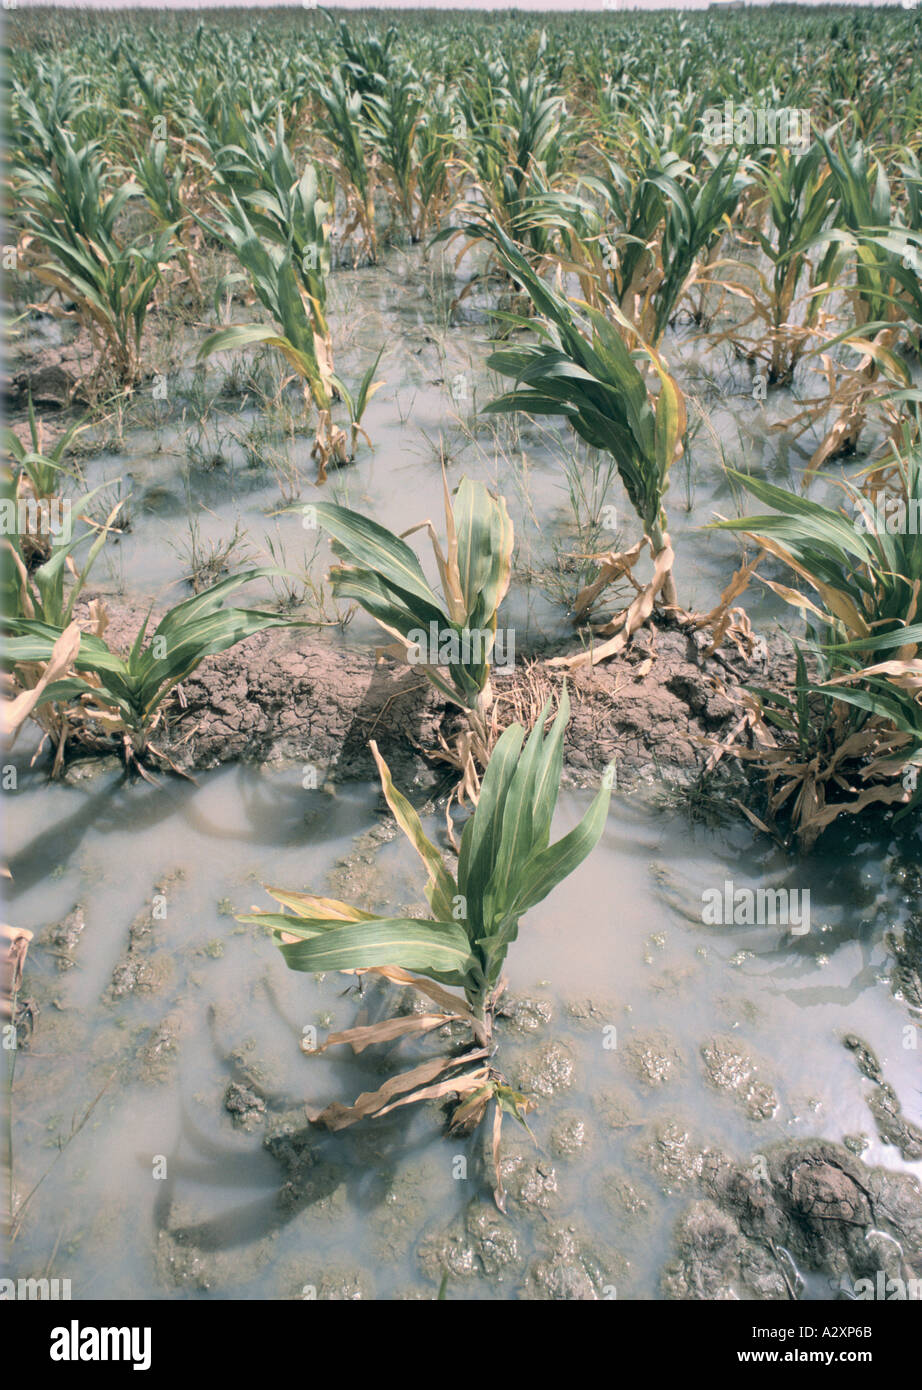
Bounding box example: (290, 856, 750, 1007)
(525, 1224, 624, 1300)
(108, 873, 183, 1000)
(64, 607, 783, 786)
(510, 1040, 574, 1099)
(44, 904, 86, 970)
(623, 1028, 684, 1087)
(224, 1081, 267, 1131)
(497, 994, 553, 1034)
(689, 1139, 922, 1292)
(700, 1033, 779, 1120)
(550, 1115, 589, 1159)
(844, 1034, 922, 1160)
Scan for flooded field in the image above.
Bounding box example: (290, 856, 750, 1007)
(3, 3, 921, 1310)
(6, 740, 920, 1299)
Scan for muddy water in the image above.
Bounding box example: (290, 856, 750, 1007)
(66, 240, 870, 639)
(6, 240, 921, 1299)
(5, 732, 920, 1299)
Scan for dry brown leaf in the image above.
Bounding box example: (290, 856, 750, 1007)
(570, 537, 648, 622)
(1, 621, 81, 743)
(360, 964, 474, 1019)
(548, 538, 675, 670)
(309, 1011, 462, 1056)
(797, 780, 909, 847)
(308, 1048, 489, 1131)
(373, 1065, 490, 1119)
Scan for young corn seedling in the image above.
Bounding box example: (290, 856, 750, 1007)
(2, 396, 86, 567)
(1, 468, 123, 770)
(11, 60, 89, 166)
(474, 217, 687, 668)
(531, 144, 685, 323)
(196, 198, 347, 482)
(2, 569, 301, 777)
(207, 109, 333, 329)
(527, 134, 742, 346)
(439, 58, 575, 296)
(331, 347, 386, 457)
(651, 148, 746, 343)
(711, 142, 840, 386)
(198, 116, 388, 465)
(365, 65, 426, 241)
(797, 134, 922, 469)
(133, 134, 204, 302)
(313, 475, 513, 805)
(709, 443, 922, 845)
(15, 131, 174, 387)
(237, 686, 612, 1206)
(412, 85, 458, 244)
(309, 64, 378, 265)
(335, 16, 398, 107)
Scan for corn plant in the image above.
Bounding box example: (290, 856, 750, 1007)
(715, 630, 921, 850)
(2, 569, 300, 773)
(526, 135, 742, 345)
(133, 133, 205, 302)
(709, 447, 922, 844)
(536, 146, 687, 321)
(365, 65, 425, 240)
(651, 148, 746, 343)
(503, 66, 572, 191)
(714, 142, 840, 385)
(10, 60, 89, 165)
(15, 132, 174, 385)
(715, 451, 922, 650)
(336, 16, 398, 106)
(412, 85, 458, 243)
(121, 48, 169, 133)
(185, 91, 270, 189)
(134, 136, 186, 228)
(475, 217, 687, 666)
(819, 134, 906, 330)
(203, 109, 333, 320)
(309, 64, 378, 264)
(443, 58, 575, 280)
(196, 198, 345, 480)
(794, 135, 921, 464)
(332, 347, 386, 457)
(2, 397, 86, 564)
(237, 686, 612, 1201)
(2, 471, 123, 768)
(313, 476, 513, 792)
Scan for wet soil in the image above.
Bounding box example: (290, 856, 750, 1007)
(665, 1138, 922, 1300)
(65, 597, 789, 789)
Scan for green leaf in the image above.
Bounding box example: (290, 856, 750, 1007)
(370, 742, 458, 923)
(273, 917, 478, 987)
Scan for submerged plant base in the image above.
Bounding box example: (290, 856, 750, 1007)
(273, 960, 536, 1208)
(310, 409, 350, 485)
